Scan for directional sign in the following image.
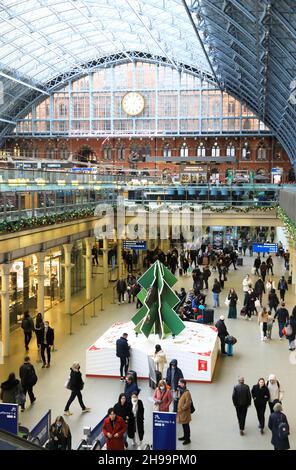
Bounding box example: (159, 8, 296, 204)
(0, 404, 18, 435)
(123, 240, 147, 250)
(253, 243, 278, 253)
(153, 411, 176, 450)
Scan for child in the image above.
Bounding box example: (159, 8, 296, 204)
(266, 311, 274, 339)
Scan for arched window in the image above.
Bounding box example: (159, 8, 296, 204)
(180, 143, 188, 157)
(59, 144, 69, 160)
(163, 144, 171, 158)
(46, 146, 55, 159)
(226, 144, 235, 157)
(118, 146, 125, 161)
(211, 143, 220, 157)
(197, 143, 206, 157)
(103, 147, 112, 161)
(242, 142, 250, 160)
(257, 144, 267, 160)
(77, 146, 96, 162)
(22, 143, 30, 158)
(32, 148, 39, 159)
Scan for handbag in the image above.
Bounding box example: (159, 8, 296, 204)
(225, 298, 230, 306)
(255, 299, 261, 308)
(64, 377, 71, 390)
(190, 400, 195, 414)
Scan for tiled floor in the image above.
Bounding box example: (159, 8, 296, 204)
(1, 253, 295, 450)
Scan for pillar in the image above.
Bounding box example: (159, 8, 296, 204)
(103, 238, 109, 289)
(35, 252, 46, 316)
(62, 244, 73, 315)
(117, 238, 123, 279)
(0, 263, 12, 357)
(84, 238, 93, 301)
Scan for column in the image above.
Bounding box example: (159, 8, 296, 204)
(84, 238, 93, 301)
(62, 244, 73, 315)
(0, 263, 12, 357)
(103, 238, 109, 289)
(117, 238, 123, 279)
(35, 252, 46, 316)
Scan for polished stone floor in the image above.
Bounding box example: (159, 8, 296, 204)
(1, 252, 296, 450)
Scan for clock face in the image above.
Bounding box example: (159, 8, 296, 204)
(122, 92, 145, 116)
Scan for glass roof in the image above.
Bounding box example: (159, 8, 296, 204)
(0, 0, 211, 83)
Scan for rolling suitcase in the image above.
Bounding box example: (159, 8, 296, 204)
(149, 370, 162, 389)
(203, 309, 214, 324)
(127, 369, 138, 386)
(237, 257, 243, 266)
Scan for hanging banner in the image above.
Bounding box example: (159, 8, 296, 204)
(153, 411, 176, 450)
(0, 404, 18, 435)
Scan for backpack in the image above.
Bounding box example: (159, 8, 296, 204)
(28, 365, 38, 386)
(279, 280, 286, 290)
(278, 416, 290, 440)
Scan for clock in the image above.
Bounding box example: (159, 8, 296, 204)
(121, 92, 145, 116)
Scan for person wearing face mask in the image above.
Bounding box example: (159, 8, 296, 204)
(176, 379, 192, 446)
(40, 321, 54, 368)
(128, 392, 144, 450)
(166, 359, 184, 412)
(153, 379, 172, 412)
(251, 378, 270, 434)
(64, 363, 91, 416)
(48, 416, 71, 450)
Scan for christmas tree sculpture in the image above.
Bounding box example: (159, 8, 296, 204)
(132, 260, 185, 339)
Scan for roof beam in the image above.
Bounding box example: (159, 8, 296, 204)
(0, 71, 49, 95)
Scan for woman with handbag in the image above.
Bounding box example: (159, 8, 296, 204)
(64, 363, 90, 416)
(153, 380, 172, 412)
(0, 373, 25, 408)
(227, 288, 238, 319)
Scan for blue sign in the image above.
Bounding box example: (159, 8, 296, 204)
(0, 404, 18, 435)
(253, 243, 278, 253)
(29, 410, 51, 446)
(153, 411, 176, 450)
(123, 240, 147, 250)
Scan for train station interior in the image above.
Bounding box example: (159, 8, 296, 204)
(0, 0, 296, 452)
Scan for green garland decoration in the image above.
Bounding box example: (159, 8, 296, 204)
(277, 206, 296, 240)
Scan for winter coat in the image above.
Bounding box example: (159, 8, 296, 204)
(153, 388, 172, 412)
(274, 308, 289, 324)
(215, 319, 229, 339)
(19, 363, 37, 387)
(116, 336, 130, 358)
(251, 384, 270, 407)
(232, 383, 252, 408)
(35, 317, 44, 345)
(128, 400, 144, 441)
(39, 326, 54, 346)
(268, 411, 290, 450)
(103, 416, 127, 451)
(287, 316, 296, 341)
(228, 292, 238, 307)
(268, 292, 280, 309)
(165, 363, 184, 391)
(0, 378, 23, 404)
(124, 382, 139, 402)
(48, 425, 72, 450)
(212, 282, 221, 294)
(254, 279, 265, 295)
(21, 316, 34, 333)
(278, 279, 288, 292)
(68, 369, 84, 392)
(254, 258, 261, 269)
(113, 401, 132, 423)
(116, 280, 127, 294)
(153, 350, 167, 376)
(176, 389, 192, 424)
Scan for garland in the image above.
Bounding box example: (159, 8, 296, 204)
(277, 206, 296, 240)
(203, 204, 278, 213)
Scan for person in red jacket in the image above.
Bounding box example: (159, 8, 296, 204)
(102, 408, 127, 451)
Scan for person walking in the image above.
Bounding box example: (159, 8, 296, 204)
(266, 277, 275, 294)
(212, 278, 221, 308)
(232, 377, 252, 435)
(153, 379, 172, 412)
(114, 393, 132, 449)
(48, 416, 72, 450)
(215, 315, 229, 355)
(0, 373, 24, 407)
(116, 278, 127, 304)
(21, 311, 35, 351)
(124, 375, 140, 402)
(254, 255, 261, 276)
(245, 288, 257, 320)
(266, 255, 274, 276)
(268, 403, 290, 450)
(176, 379, 192, 445)
(19, 356, 37, 410)
(153, 344, 167, 378)
(116, 333, 130, 381)
(166, 359, 184, 412)
(92, 245, 99, 266)
(127, 274, 137, 303)
(277, 276, 288, 301)
(35, 312, 44, 363)
(274, 302, 289, 340)
(268, 289, 280, 315)
(267, 374, 284, 413)
(227, 288, 238, 319)
(40, 321, 54, 368)
(258, 307, 269, 341)
(128, 392, 144, 449)
(254, 277, 265, 307)
(103, 408, 127, 451)
(64, 363, 90, 416)
(202, 266, 211, 290)
(242, 275, 252, 306)
(251, 378, 270, 434)
(286, 309, 296, 351)
(260, 261, 267, 282)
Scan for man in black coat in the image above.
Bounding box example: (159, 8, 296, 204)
(254, 277, 265, 307)
(274, 302, 289, 339)
(117, 279, 127, 304)
(278, 276, 288, 301)
(232, 377, 252, 435)
(40, 321, 54, 368)
(215, 315, 229, 355)
(254, 255, 261, 275)
(268, 403, 290, 450)
(116, 333, 130, 381)
(19, 356, 37, 410)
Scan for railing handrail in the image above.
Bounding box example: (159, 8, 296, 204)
(70, 292, 103, 318)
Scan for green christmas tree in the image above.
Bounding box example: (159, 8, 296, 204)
(131, 260, 185, 339)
